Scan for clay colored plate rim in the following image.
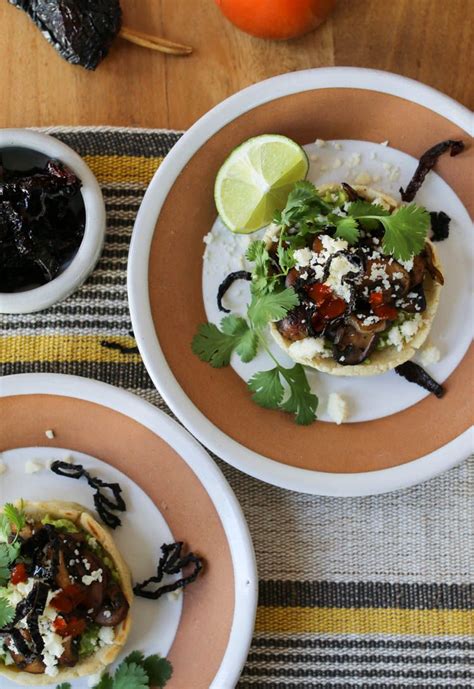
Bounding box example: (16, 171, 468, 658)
(128, 67, 473, 496)
(0, 373, 257, 689)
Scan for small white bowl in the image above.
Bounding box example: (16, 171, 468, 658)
(0, 129, 106, 314)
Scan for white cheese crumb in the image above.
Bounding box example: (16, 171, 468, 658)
(98, 626, 115, 646)
(400, 257, 414, 271)
(25, 459, 43, 474)
(0, 460, 6, 475)
(324, 255, 357, 302)
(327, 393, 348, 425)
(294, 248, 313, 268)
(167, 588, 183, 601)
(418, 344, 441, 366)
(400, 315, 422, 339)
(380, 140, 389, 146)
(82, 569, 103, 586)
(45, 429, 55, 439)
(346, 153, 361, 168)
(314, 138, 326, 148)
(81, 569, 102, 586)
(289, 337, 331, 360)
(333, 142, 343, 150)
(354, 171, 372, 185)
(203, 232, 213, 246)
(332, 158, 342, 169)
(321, 235, 348, 254)
(309, 153, 319, 162)
(387, 327, 403, 350)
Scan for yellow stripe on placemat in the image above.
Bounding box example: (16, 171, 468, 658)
(0, 335, 140, 363)
(256, 607, 474, 636)
(82, 155, 163, 184)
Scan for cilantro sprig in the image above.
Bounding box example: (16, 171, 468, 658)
(55, 651, 172, 689)
(192, 283, 318, 425)
(0, 502, 26, 586)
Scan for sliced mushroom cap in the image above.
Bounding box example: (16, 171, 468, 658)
(362, 257, 410, 299)
(6, 630, 45, 674)
(396, 284, 427, 313)
(332, 324, 378, 365)
(55, 548, 73, 590)
(347, 313, 387, 334)
(75, 551, 109, 613)
(94, 584, 129, 627)
(409, 254, 426, 287)
(58, 637, 79, 667)
(276, 306, 309, 342)
(424, 242, 444, 285)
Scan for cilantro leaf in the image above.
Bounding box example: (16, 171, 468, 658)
(0, 597, 15, 628)
(94, 673, 114, 689)
(279, 364, 319, 425)
(221, 315, 258, 362)
(348, 200, 390, 218)
(276, 243, 296, 274)
(248, 368, 285, 409)
(3, 503, 26, 535)
(55, 684, 72, 689)
(0, 544, 13, 586)
(123, 651, 145, 666)
(143, 655, 173, 687)
(192, 315, 258, 367)
(113, 661, 149, 689)
(246, 240, 271, 295)
(279, 180, 332, 229)
(379, 204, 430, 261)
(0, 515, 11, 543)
(248, 288, 299, 328)
(333, 216, 359, 243)
(345, 201, 429, 260)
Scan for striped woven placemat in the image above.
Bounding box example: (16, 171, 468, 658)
(1, 127, 472, 689)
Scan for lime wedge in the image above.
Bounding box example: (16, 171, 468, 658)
(214, 134, 309, 233)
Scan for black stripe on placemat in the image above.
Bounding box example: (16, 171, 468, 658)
(242, 666, 473, 680)
(259, 581, 474, 610)
(49, 130, 182, 158)
(0, 362, 154, 388)
(251, 637, 474, 651)
(247, 652, 471, 665)
(238, 684, 470, 689)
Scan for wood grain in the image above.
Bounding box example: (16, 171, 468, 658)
(0, 0, 472, 130)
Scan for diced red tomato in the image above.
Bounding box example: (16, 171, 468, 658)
(51, 584, 86, 613)
(369, 291, 384, 307)
(53, 616, 86, 638)
(373, 304, 398, 320)
(320, 298, 346, 320)
(306, 282, 332, 306)
(10, 563, 28, 585)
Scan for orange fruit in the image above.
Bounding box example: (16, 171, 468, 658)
(214, 0, 336, 40)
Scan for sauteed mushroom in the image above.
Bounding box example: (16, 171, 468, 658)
(332, 324, 378, 365)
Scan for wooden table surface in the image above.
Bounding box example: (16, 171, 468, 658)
(0, 0, 472, 130)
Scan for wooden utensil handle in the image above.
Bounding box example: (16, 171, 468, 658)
(119, 27, 193, 56)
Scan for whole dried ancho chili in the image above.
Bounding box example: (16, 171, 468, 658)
(0, 157, 85, 292)
(9, 0, 122, 70)
(400, 140, 465, 202)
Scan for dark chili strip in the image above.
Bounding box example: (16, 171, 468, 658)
(395, 362, 444, 398)
(430, 211, 451, 242)
(217, 271, 251, 313)
(400, 140, 464, 202)
(100, 340, 139, 355)
(50, 461, 126, 529)
(341, 182, 363, 202)
(133, 541, 203, 600)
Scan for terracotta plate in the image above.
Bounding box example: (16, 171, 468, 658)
(128, 67, 473, 496)
(0, 373, 257, 689)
